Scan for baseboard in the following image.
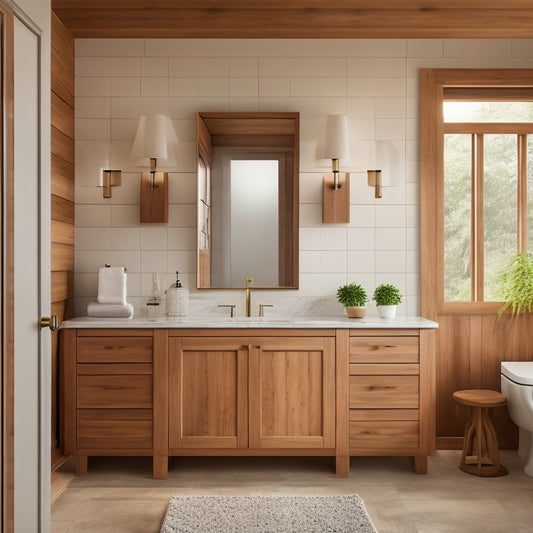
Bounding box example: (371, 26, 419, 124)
(436, 437, 463, 450)
(51, 456, 74, 504)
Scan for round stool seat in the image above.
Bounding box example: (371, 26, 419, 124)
(453, 389, 507, 408)
(453, 389, 508, 477)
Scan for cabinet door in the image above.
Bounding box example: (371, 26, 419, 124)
(249, 337, 335, 449)
(169, 337, 248, 449)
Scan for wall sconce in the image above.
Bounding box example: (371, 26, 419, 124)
(131, 114, 173, 223)
(98, 169, 122, 198)
(367, 141, 400, 199)
(322, 114, 350, 223)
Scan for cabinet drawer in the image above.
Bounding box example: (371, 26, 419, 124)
(350, 420, 419, 450)
(350, 363, 419, 376)
(77, 337, 153, 363)
(349, 375, 419, 408)
(77, 375, 153, 408)
(349, 336, 418, 363)
(77, 409, 152, 449)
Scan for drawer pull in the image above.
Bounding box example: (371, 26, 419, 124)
(384, 345, 397, 348)
(368, 385, 397, 391)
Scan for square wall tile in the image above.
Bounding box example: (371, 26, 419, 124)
(320, 227, 347, 250)
(300, 251, 321, 273)
(230, 58, 259, 77)
(111, 78, 140, 97)
(141, 57, 169, 77)
(140, 228, 168, 250)
(75, 205, 111, 227)
(299, 227, 321, 251)
(321, 251, 346, 273)
(375, 227, 406, 251)
(347, 251, 374, 274)
(167, 228, 196, 250)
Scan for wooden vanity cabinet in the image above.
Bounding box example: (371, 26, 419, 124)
(61, 325, 434, 479)
(347, 330, 435, 474)
(60, 328, 169, 478)
(168, 333, 336, 457)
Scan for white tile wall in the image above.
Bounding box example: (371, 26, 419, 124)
(74, 38, 533, 317)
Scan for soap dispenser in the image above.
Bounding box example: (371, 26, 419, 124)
(166, 270, 189, 317)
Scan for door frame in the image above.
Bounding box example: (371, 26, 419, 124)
(2, 2, 15, 529)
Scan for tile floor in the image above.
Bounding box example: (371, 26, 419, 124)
(51, 451, 533, 532)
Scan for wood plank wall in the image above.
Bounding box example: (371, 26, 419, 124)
(51, 12, 75, 466)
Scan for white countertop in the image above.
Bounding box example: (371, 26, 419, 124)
(61, 315, 438, 329)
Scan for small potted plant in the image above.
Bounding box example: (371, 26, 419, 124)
(498, 251, 533, 316)
(337, 283, 368, 318)
(373, 283, 402, 318)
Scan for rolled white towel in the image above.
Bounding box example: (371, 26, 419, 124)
(87, 302, 134, 319)
(97, 266, 127, 305)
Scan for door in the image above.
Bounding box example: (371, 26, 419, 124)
(168, 337, 248, 449)
(249, 337, 335, 449)
(12, 12, 50, 533)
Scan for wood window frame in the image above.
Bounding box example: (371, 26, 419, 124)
(420, 69, 533, 318)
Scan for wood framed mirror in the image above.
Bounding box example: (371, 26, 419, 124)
(197, 112, 299, 289)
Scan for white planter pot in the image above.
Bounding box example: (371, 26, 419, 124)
(377, 305, 397, 318)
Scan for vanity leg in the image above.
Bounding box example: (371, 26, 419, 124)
(153, 456, 168, 479)
(74, 455, 88, 476)
(414, 455, 428, 474)
(335, 455, 350, 477)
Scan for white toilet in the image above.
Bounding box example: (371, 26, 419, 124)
(501, 361, 533, 477)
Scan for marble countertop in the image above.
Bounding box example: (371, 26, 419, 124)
(61, 315, 438, 329)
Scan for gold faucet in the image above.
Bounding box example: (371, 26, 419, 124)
(245, 277, 254, 317)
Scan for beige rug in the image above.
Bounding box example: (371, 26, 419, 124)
(160, 494, 377, 532)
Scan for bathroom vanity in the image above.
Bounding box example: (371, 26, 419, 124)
(60, 316, 437, 479)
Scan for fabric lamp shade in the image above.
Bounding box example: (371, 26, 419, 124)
(324, 114, 349, 160)
(131, 114, 169, 165)
(376, 141, 400, 187)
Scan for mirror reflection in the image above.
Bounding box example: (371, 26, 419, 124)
(196, 112, 299, 289)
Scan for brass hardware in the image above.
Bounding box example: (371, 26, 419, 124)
(218, 304, 236, 318)
(245, 277, 254, 317)
(39, 315, 59, 331)
(331, 158, 341, 190)
(367, 170, 382, 198)
(259, 304, 273, 317)
(98, 170, 122, 198)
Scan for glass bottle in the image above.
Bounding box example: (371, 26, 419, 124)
(166, 271, 189, 317)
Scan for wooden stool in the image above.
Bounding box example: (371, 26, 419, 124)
(453, 390, 508, 477)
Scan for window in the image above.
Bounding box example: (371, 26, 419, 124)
(443, 98, 533, 304)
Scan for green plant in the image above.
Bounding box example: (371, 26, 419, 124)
(336, 283, 368, 307)
(497, 251, 533, 316)
(373, 284, 402, 306)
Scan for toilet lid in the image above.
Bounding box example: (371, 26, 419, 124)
(501, 361, 533, 385)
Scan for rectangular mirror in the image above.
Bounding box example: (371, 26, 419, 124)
(197, 112, 299, 289)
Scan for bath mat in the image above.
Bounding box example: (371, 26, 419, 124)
(160, 494, 377, 532)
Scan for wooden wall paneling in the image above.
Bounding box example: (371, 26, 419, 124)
(51, 126, 74, 165)
(51, 219, 74, 246)
(51, 271, 69, 303)
(51, 12, 74, 106)
(51, 195, 74, 225)
(435, 315, 474, 438)
(51, 92, 74, 138)
(51, 12, 74, 470)
(51, 243, 74, 272)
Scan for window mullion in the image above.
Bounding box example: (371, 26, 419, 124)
(517, 134, 528, 252)
(471, 134, 484, 302)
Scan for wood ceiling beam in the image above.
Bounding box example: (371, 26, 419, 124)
(50, 1, 533, 9)
(52, 8, 533, 39)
